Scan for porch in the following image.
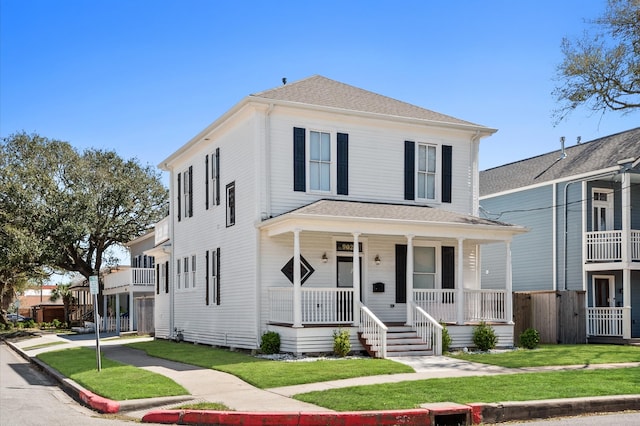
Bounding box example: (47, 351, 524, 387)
(102, 267, 155, 333)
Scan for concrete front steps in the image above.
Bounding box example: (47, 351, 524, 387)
(359, 325, 434, 358)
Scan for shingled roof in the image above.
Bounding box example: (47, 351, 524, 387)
(480, 128, 640, 197)
(250, 75, 485, 128)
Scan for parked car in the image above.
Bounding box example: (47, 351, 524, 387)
(6, 313, 25, 322)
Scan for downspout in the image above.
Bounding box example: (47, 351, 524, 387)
(562, 170, 619, 291)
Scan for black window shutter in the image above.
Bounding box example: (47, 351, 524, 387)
(205, 155, 209, 210)
(215, 148, 220, 206)
(337, 132, 349, 195)
(216, 248, 221, 305)
(442, 246, 455, 289)
(293, 127, 306, 192)
(177, 173, 182, 221)
(164, 261, 169, 293)
(442, 145, 452, 203)
(205, 250, 210, 305)
(404, 141, 415, 200)
(156, 265, 160, 295)
(395, 244, 407, 303)
(188, 165, 193, 217)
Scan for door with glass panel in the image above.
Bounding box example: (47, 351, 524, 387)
(336, 256, 362, 322)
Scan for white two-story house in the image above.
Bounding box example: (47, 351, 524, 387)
(155, 75, 525, 357)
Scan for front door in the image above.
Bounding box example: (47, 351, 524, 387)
(337, 256, 362, 322)
(593, 276, 614, 307)
(592, 189, 614, 231)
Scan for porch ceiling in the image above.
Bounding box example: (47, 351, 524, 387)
(259, 200, 527, 243)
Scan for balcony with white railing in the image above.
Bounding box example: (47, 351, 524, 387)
(585, 230, 640, 263)
(155, 216, 170, 246)
(103, 267, 155, 292)
(268, 287, 355, 325)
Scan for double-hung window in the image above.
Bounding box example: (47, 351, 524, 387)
(413, 246, 437, 289)
(417, 144, 437, 200)
(176, 259, 181, 290)
(226, 182, 235, 227)
(178, 165, 193, 220)
(183, 256, 190, 288)
(309, 131, 331, 191)
(206, 149, 220, 209)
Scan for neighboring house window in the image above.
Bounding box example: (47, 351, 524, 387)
(191, 255, 196, 288)
(592, 188, 613, 231)
(293, 127, 349, 194)
(404, 142, 452, 203)
(177, 166, 194, 221)
(207, 248, 220, 305)
(226, 182, 235, 227)
(417, 143, 437, 200)
(309, 131, 331, 191)
(176, 259, 181, 290)
(205, 149, 220, 210)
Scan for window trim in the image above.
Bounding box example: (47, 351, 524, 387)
(416, 142, 439, 202)
(308, 130, 332, 193)
(180, 166, 194, 219)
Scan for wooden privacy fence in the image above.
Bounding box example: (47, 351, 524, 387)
(135, 296, 155, 336)
(513, 290, 585, 344)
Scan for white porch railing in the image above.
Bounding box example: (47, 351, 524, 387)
(413, 289, 507, 323)
(585, 230, 640, 262)
(587, 307, 624, 337)
(103, 268, 155, 291)
(410, 302, 442, 356)
(102, 315, 131, 333)
(359, 306, 388, 358)
(155, 216, 170, 245)
(268, 287, 355, 325)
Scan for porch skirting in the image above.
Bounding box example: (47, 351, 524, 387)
(446, 323, 514, 350)
(267, 325, 364, 355)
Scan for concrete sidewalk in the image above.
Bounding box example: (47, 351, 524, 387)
(6, 332, 640, 425)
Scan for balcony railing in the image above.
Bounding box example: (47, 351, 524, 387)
(585, 230, 640, 262)
(155, 216, 170, 246)
(103, 268, 155, 291)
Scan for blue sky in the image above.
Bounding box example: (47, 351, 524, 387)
(1, 0, 637, 179)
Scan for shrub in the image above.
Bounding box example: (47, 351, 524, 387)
(260, 331, 280, 354)
(51, 318, 62, 329)
(440, 323, 451, 353)
(473, 321, 497, 351)
(519, 328, 540, 349)
(332, 328, 351, 357)
(23, 319, 36, 329)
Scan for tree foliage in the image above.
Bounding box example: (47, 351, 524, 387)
(553, 0, 640, 122)
(1, 132, 168, 313)
(50, 283, 76, 326)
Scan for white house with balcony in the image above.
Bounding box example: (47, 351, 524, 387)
(155, 75, 526, 357)
(480, 128, 640, 343)
(102, 230, 156, 333)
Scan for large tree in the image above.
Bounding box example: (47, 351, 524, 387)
(1, 132, 168, 314)
(553, 0, 640, 122)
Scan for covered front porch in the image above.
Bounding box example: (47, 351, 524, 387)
(259, 200, 526, 357)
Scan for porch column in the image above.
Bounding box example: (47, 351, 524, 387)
(292, 228, 303, 328)
(102, 295, 108, 330)
(456, 238, 465, 325)
(352, 233, 361, 325)
(405, 234, 414, 326)
(622, 172, 631, 339)
(505, 241, 514, 324)
(115, 295, 121, 334)
(129, 290, 134, 332)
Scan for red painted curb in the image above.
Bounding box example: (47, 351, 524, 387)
(78, 389, 120, 414)
(467, 403, 484, 424)
(143, 409, 432, 425)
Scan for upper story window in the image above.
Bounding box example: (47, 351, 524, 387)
(226, 181, 235, 227)
(177, 165, 193, 221)
(309, 131, 331, 191)
(404, 141, 452, 204)
(206, 149, 220, 209)
(417, 144, 437, 200)
(293, 127, 349, 195)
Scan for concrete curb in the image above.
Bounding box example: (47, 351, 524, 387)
(142, 409, 433, 425)
(4, 339, 192, 414)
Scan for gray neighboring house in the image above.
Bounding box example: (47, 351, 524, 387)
(479, 128, 640, 342)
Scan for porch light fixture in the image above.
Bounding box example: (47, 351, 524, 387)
(321, 253, 328, 263)
(374, 255, 381, 265)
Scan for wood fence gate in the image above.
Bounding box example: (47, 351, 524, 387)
(135, 296, 155, 336)
(513, 290, 585, 344)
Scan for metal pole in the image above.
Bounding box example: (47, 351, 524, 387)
(93, 294, 101, 372)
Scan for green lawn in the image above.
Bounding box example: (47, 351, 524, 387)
(37, 347, 189, 400)
(294, 367, 640, 411)
(126, 340, 414, 388)
(449, 344, 640, 368)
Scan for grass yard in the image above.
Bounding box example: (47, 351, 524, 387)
(126, 340, 414, 388)
(37, 347, 189, 400)
(449, 344, 640, 368)
(294, 367, 640, 411)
